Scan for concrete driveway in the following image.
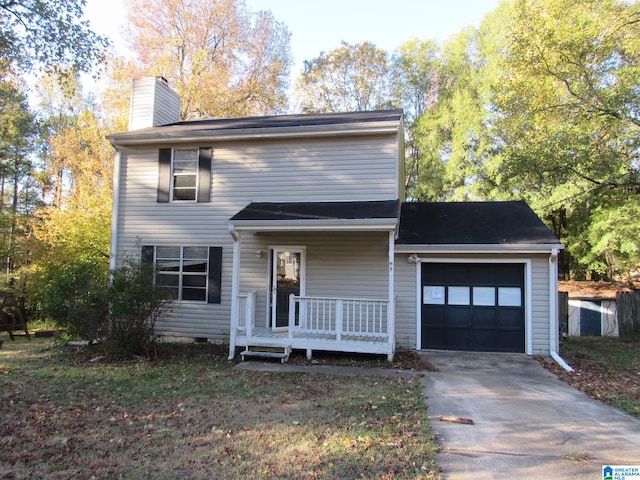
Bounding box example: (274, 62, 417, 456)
(421, 351, 640, 479)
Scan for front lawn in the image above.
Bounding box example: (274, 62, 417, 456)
(0, 338, 440, 479)
(541, 337, 640, 418)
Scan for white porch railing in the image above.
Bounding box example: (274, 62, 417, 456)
(236, 290, 256, 337)
(288, 295, 389, 341)
(229, 292, 394, 361)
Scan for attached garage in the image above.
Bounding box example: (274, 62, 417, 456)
(421, 262, 525, 352)
(395, 201, 564, 355)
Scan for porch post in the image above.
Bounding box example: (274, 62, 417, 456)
(387, 230, 395, 361)
(228, 226, 241, 360)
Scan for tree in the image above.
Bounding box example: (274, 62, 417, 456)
(410, 27, 497, 201)
(0, 77, 36, 277)
(490, 0, 640, 279)
(294, 41, 392, 113)
(389, 39, 440, 196)
(125, 0, 292, 118)
(0, 0, 109, 76)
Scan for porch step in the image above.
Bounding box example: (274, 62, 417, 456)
(241, 346, 291, 364)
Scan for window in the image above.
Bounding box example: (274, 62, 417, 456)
(172, 149, 198, 201)
(158, 147, 212, 203)
(473, 287, 495, 306)
(498, 287, 522, 307)
(423, 286, 445, 305)
(142, 246, 222, 303)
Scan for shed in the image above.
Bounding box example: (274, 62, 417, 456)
(558, 281, 633, 337)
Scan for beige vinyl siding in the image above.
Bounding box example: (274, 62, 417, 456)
(114, 132, 399, 340)
(235, 232, 390, 329)
(392, 253, 554, 354)
(129, 78, 180, 131)
(530, 255, 551, 354)
(394, 258, 418, 349)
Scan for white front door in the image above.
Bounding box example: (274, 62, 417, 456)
(270, 247, 305, 330)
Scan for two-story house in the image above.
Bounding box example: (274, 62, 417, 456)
(108, 77, 564, 362)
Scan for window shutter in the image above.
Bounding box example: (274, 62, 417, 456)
(157, 148, 171, 203)
(207, 246, 222, 304)
(141, 245, 154, 265)
(197, 147, 212, 203)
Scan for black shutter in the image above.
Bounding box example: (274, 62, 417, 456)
(157, 148, 172, 203)
(207, 246, 222, 304)
(198, 147, 212, 203)
(141, 245, 154, 264)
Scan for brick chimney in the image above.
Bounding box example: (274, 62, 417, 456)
(128, 77, 181, 131)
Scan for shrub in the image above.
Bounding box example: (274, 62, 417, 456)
(38, 261, 109, 341)
(105, 259, 170, 359)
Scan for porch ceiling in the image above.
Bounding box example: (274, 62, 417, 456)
(229, 200, 399, 232)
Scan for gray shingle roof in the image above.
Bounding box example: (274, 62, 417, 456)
(230, 200, 400, 222)
(397, 201, 560, 245)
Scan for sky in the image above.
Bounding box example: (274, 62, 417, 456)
(84, 0, 502, 78)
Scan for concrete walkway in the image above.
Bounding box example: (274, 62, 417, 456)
(421, 351, 640, 479)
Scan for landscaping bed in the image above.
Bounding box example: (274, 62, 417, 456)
(0, 338, 440, 479)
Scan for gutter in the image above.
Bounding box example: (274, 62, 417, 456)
(107, 122, 401, 147)
(394, 243, 565, 255)
(109, 148, 121, 276)
(549, 248, 574, 372)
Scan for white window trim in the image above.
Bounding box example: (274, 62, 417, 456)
(170, 148, 199, 203)
(414, 258, 532, 355)
(155, 245, 209, 303)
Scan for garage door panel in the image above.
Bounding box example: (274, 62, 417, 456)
(445, 264, 471, 284)
(447, 328, 471, 350)
(473, 308, 496, 327)
(473, 330, 498, 351)
(471, 264, 496, 284)
(498, 331, 525, 352)
(423, 306, 446, 326)
(447, 307, 471, 327)
(422, 263, 525, 353)
(422, 328, 446, 349)
(498, 264, 524, 285)
(497, 309, 522, 329)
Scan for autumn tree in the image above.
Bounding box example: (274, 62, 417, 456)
(124, 0, 292, 119)
(294, 41, 392, 113)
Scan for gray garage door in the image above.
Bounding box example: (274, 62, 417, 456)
(421, 263, 525, 352)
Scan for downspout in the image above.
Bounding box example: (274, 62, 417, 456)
(228, 225, 240, 360)
(109, 148, 121, 277)
(549, 248, 573, 372)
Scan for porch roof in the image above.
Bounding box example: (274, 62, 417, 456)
(229, 200, 399, 232)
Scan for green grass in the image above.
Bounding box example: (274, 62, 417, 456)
(542, 336, 640, 418)
(0, 337, 440, 479)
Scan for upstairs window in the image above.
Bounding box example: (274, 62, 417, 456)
(157, 147, 212, 203)
(172, 149, 198, 201)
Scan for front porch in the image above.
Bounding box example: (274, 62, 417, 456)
(226, 200, 401, 362)
(230, 292, 394, 361)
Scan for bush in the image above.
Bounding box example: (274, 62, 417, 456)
(104, 259, 170, 359)
(38, 261, 109, 341)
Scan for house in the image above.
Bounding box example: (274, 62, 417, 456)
(558, 281, 633, 337)
(108, 77, 564, 362)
